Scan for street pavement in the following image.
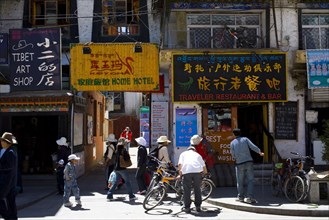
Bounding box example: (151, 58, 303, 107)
(15, 147, 329, 219)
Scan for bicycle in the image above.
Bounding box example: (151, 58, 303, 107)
(271, 158, 293, 197)
(283, 152, 314, 202)
(213, 25, 262, 49)
(143, 166, 215, 210)
(145, 155, 177, 194)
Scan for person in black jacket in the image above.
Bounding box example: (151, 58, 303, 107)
(0, 132, 18, 220)
(135, 137, 147, 195)
(106, 138, 136, 201)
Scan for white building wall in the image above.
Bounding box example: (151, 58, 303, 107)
(77, 0, 94, 43)
(0, 0, 24, 31)
(269, 2, 307, 158)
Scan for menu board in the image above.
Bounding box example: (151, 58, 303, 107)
(275, 102, 298, 140)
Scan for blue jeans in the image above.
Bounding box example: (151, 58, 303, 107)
(107, 170, 134, 199)
(63, 180, 80, 203)
(235, 161, 254, 199)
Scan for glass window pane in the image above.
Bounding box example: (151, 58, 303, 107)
(212, 15, 235, 25)
(319, 15, 329, 25)
(213, 28, 235, 49)
(236, 15, 259, 25)
(187, 15, 210, 25)
(302, 15, 319, 25)
(320, 28, 329, 49)
(189, 28, 211, 48)
(302, 28, 320, 49)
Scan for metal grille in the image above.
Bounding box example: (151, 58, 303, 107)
(187, 14, 261, 49)
(302, 14, 329, 49)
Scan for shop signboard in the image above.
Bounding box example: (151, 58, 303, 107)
(175, 108, 198, 147)
(70, 43, 160, 92)
(9, 28, 61, 91)
(172, 52, 288, 103)
(306, 49, 329, 89)
(140, 106, 150, 147)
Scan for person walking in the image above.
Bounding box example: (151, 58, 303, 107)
(178, 136, 208, 214)
(56, 137, 71, 165)
(230, 128, 264, 204)
(106, 138, 136, 201)
(63, 154, 82, 207)
(120, 127, 132, 152)
(135, 137, 147, 195)
(0, 132, 18, 220)
(104, 134, 117, 189)
(55, 159, 65, 195)
(156, 136, 171, 167)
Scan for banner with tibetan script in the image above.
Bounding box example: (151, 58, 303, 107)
(70, 43, 159, 92)
(172, 52, 287, 103)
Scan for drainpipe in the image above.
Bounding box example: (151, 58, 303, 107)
(272, 0, 279, 48)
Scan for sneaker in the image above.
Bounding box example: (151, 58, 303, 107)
(137, 190, 146, 195)
(182, 207, 191, 213)
(196, 207, 202, 212)
(235, 196, 244, 202)
(64, 202, 73, 207)
(107, 196, 114, 201)
(129, 196, 137, 201)
(244, 197, 257, 204)
(76, 200, 82, 205)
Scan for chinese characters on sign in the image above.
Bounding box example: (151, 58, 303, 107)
(70, 44, 160, 92)
(306, 49, 329, 89)
(9, 28, 61, 91)
(175, 108, 198, 147)
(172, 53, 287, 103)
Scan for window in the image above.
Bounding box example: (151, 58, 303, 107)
(301, 14, 329, 49)
(207, 108, 232, 132)
(187, 14, 262, 49)
(102, 0, 140, 36)
(30, 0, 70, 40)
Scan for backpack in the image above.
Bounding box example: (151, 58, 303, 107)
(146, 146, 163, 171)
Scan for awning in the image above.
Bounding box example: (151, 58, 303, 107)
(0, 90, 73, 112)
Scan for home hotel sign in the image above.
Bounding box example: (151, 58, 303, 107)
(172, 52, 287, 103)
(70, 43, 159, 92)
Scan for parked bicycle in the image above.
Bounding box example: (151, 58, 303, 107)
(143, 156, 215, 211)
(283, 152, 314, 202)
(271, 157, 293, 197)
(213, 25, 263, 49)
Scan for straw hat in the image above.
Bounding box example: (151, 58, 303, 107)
(157, 136, 171, 143)
(0, 132, 17, 144)
(56, 137, 69, 147)
(190, 134, 203, 145)
(135, 137, 147, 146)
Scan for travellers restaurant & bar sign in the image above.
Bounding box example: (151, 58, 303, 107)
(9, 28, 61, 91)
(70, 43, 160, 92)
(172, 52, 287, 103)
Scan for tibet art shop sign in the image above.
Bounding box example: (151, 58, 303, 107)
(172, 52, 288, 103)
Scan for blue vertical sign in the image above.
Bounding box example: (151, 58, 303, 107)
(140, 106, 150, 147)
(306, 49, 329, 89)
(175, 108, 197, 147)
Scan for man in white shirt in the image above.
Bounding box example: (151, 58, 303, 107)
(178, 136, 208, 214)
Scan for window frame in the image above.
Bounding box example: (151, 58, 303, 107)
(186, 13, 264, 49)
(300, 10, 329, 49)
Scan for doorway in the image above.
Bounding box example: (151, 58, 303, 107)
(12, 116, 59, 174)
(237, 105, 264, 163)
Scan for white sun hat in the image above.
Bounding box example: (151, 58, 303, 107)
(135, 137, 147, 146)
(68, 154, 80, 161)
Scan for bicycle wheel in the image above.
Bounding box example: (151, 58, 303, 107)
(143, 185, 166, 211)
(146, 173, 160, 194)
(271, 172, 281, 196)
(284, 175, 305, 202)
(174, 178, 184, 199)
(300, 174, 310, 201)
(191, 179, 214, 201)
